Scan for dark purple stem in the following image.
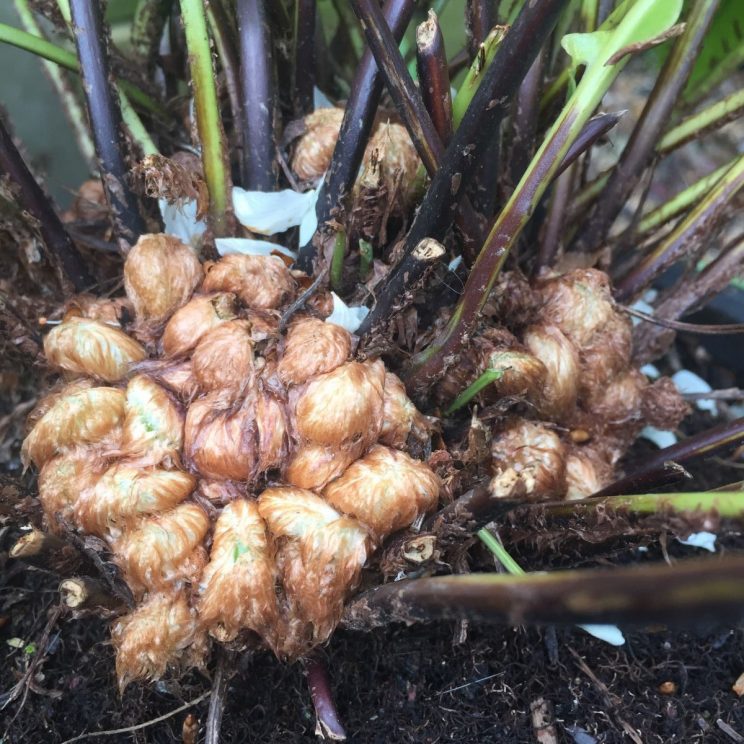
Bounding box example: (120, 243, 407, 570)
(296, 0, 415, 272)
(0, 117, 93, 291)
(593, 417, 744, 497)
(466, 0, 494, 59)
(358, 0, 569, 335)
(237, 0, 276, 190)
(416, 11, 453, 145)
(69, 0, 145, 251)
(304, 655, 347, 741)
(294, 0, 317, 116)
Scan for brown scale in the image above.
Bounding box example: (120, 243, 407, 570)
(23, 234, 442, 686)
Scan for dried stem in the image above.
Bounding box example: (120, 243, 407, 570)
(179, 0, 233, 235)
(344, 556, 744, 629)
(10, 528, 64, 559)
(237, 0, 276, 191)
(296, 0, 415, 272)
(59, 577, 120, 611)
(304, 655, 347, 741)
(416, 11, 452, 145)
(205, 650, 232, 744)
(0, 116, 93, 290)
(69, 0, 146, 251)
(358, 0, 568, 335)
(594, 417, 744, 498)
(293, 0, 316, 116)
(575, 0, 720, 253)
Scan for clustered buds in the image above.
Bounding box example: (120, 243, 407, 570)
(24, 233, 440, 686)
(439, 269, 689, 503)
(290, 107, 421, 208)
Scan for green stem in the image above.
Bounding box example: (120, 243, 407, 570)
(636, 158, 733, 236)
(13, 0, 96, 170)
(444, 367, 504, 415)
(359, 239, 373, 280)
(659, 87, 744, 155)
(617, 152, 744, 299)
(543, 491, 744, 519)
(477, 529, 524, 574)
(330, 230, 346, 292)
(0, 23, 165, 116)
(179, 0, 232, 236)
(451, 25, 507, 129)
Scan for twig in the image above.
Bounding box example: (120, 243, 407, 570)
(205, 650, 233, 744)
(237, 0, 276, 190)
(622, 304, 744, 334)
(69, 0, 145, 251)
(0, 117, 93, 291)
(304, 654, 347, 741)
(279, 266, 328, 329)
(59, 691, 211, 743)
(296, 0, 416, 272)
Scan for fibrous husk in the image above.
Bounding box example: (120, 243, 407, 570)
(491, 420, 567, 501)
(63, 294, 133, 326)
(112, 591, 207, 691)
(43, 317, 146, 382)
(22, 386, 126, 468)
(277, 317, 351, 386)
(322, 445, 440, 543)
(118, 375, 184, 467)
(258, 487, 370, 654)
(202, 254, 296, 310)
(161, 293, 238, 357)
(124, 234, 203, 331)
(113, 502, 209, 594)
(197, 498, 279, 642)
(75, 465, 195, 538)
(290, 108, 344, 183)
(379, 372, 434, 450)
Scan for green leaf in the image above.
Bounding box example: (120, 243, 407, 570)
(23, 642, 37, 655)
(562, 0, 683, 67)
(684, 0, 744, 102)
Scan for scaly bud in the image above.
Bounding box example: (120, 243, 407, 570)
(118, 375, 184, 466)
(491, 420, 567, 500)
(191, 320, 255, 402)
(22, 387, 126, 468)
(323, 445, 441, 542)
(290, 108, 344, 182)
(523, 324, 580, 421)
(198, 499, 279, 642)
(75, 465, 195, 538)
(112, 591, 207, 691)
(278, 318, 351, 386)
(259, 487, 370, 652)
(43, 317, 146, 382)
(379, 372, 433, 449)
(161, 293, 238, 357)
(124, 234, 203, 326)
(294, 360, 384, 448)
(38, 450, 102, 529)
(202, 254, 296, 310)
(113, 503, 209, 593)
(284, 443, 358, 492)
(184, 395, 257, 481)
(63, 294, 133, 326)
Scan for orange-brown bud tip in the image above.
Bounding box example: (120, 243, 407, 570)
(161, 293, 238, 357)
